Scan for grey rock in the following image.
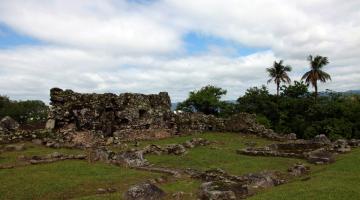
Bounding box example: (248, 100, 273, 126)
(45, 119, 56, 130)
(165, 144, 187, 155)
(114, 150, 149, 167)
(199, 182, 237, 200)
(124, 183, 165, 200)
(0, 116, 19, 132)
(313, 134, 331, 145)
(288, 164, 310, 176)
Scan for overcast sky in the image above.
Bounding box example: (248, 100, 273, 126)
(0, 0, 359, 103)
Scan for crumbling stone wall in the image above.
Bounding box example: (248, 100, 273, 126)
(47, 88, 176, 140)
(174, 112, 225, 134)
(46, 88, 290, 141)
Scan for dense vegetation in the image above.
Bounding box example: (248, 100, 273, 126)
(178, 55, 360, 140)
(177, 82, 360, 140)
(237, 84, 360, 140)
(0, 95, 48, 124)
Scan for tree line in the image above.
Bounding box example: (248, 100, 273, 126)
(0, 95, 48, 124)
(177, 55, 360, 140)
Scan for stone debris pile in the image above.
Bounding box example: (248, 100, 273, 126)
(124, 182, 165, 200)
(86, 138, 211, 168)
(0, 116, 19, 133)
(186, 167, 308, 200)
(143, 138, 211, 156)
(237, 134, 351, 164)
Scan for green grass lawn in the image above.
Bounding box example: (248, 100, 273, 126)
(1, 133, 359, 200)
(0, 142, 83, 165)
(0, 160, 162, 200)
(249, 148, 360, 200)
(145, 132, 304, 175)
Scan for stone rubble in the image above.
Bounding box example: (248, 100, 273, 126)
(186, 168, 294, 200)
(0, 116, 19, 133)
(28, 152, 87, 165)
(39, 88, 297, 144)
(237, 134, 349, 164)
(142, 138, 211, 156)
(123, 182, 165, 200)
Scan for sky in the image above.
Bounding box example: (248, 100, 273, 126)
(0, 0, 359, 103)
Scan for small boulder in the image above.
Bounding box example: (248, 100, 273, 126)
(332, 139, 351, 153)
(45, 119, 56, 130)
(288, 164, 310, 176)
(96, 188, 107, 194)
(165, 144, 186, 155)
(306, 149, 335, 164)
(313, 134, 331, 145)
(0, 116, 19, 132)
(124, 183, 165, 200)
(114, 150, 149, 167)
(106, 137, 114, 145)
(286, 133, 297, 140)
(199, 181, 238, 200)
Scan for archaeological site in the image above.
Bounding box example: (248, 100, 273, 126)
(1, 88, 359, 200)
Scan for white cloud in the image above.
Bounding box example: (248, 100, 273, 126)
(0, 0, 359, 102)
(0, 0, 182, 54)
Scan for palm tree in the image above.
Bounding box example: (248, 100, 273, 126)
(266, 60, 292, 96)
(301, 55, 331, 98)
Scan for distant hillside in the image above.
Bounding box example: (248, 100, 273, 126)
(343, 90, 360, 95)
(319, 90, 360, 96)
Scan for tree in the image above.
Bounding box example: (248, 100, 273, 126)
(266, 60, 292, 96)
(301, 55, 331, 98)
(237, 85, 280, 125)
(177, 85, 227, 115)
(0, 96, 48, 124)
(280, 81, 310, 98)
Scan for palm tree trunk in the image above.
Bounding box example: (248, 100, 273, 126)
(314, 81, 318, 99)
(277, 82, 280, 96)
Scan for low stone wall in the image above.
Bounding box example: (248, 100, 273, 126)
(174, 112, 224, 134)
(237, 135, 351, 164)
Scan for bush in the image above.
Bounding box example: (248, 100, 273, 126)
(0, 95, 48, 124)
(256, 115, 271, 129)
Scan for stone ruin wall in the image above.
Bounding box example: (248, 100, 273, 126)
(47, 88, 177, 140)
(46, 88, 284, 141)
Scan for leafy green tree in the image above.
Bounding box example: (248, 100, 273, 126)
(237, 85, 280, 125)
(301, 55, 331, 98)
(281, 81, 310, 98)
(177, 85, 227, 115)
(0, 96, 48, 124)
(266, 60, 292, 96)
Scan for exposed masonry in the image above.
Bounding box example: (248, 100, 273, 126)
(44, 88, 291, 142)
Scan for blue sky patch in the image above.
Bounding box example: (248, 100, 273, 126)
(183, 32, 267, 56)
(0, 23, 42, 48)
